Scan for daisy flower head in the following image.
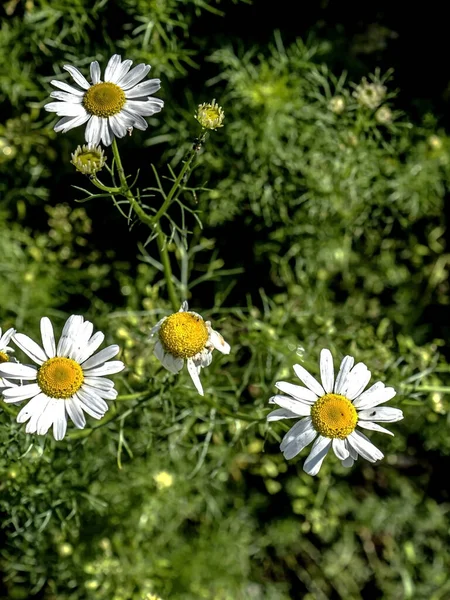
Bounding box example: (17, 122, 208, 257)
(45, 54, 164, 146)
(150, 301, 230, 396)
(267, 349, 403, 476)
(0, 316, 125, 440)
(0, 326, 15, 391)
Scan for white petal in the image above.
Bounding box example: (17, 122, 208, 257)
(16, 394, 47, 423)
(81, 345, 119, 370)
(12, 333, 47, 365)
(269, 394, 311, 417)
(108, 58, 133, 84)
(50, 79, 84, 95)
(209, 328, 230, 354)
(346, 438, 358, 460)
(53, 401, 68, 440)
(40, 317, 56, 359)
(347, 430, 384, 462)
(341, 456, 354, 468)
(293, 363, 325, 397)
(275, 381, 318, 403)
(36, 398, 59, 435)
(332, 438, 349, 460)
(150, 318, 166, 337)
(63, 65, 91, 89)
(44, 102, 85, 116)
(90, 61, 101, 84)
(303, 435, 332, 476)
(0, 328, 15, 349)
(83, 376, 115, 391)
(266, 408, 299, 421)
(3, 383, 41, 403)
(65, 397, 86, 429)
(154, 340, 165, 362)
(82, 361, 125, 377)
(56, 315, 84, 357)
(280, 417, 317, 460)
(50, 91, 84, 103)
(120, 108, 148, 131)
(82, 383, 117, 400)
(180, 302, 189, 312)
(0, 362, 38, 380)
(161, 353, 183, 374)
(25, 395, 51, 434)
(344, 363, 371, 399)
(85, 115, 102, 146)
(100, 118, 113, 146)
(76, 331, 105, 364)
(353, 384, 396, 409)
(117, 64, 151, 90)
(358, 407, 403, 423)
(104, 54, 122, 82)
(357, 421, 394, 436)
(187, 358, 204, 395)
(334, 355, 355, 394)
(320, 348, 334, 393)
(77, 398, 104, 420)
(77, 388, 108, 414)
(54, 112, 90, 133)
(125, 79, 161, 98)
(126, 98, 163, 115)
(109, 114, 129, 139)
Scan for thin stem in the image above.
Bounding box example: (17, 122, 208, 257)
(156, 223, 179, 311)
(111, 138, 153, 227)
(404, 385, 450, 393)
(151, 146, 198, 223)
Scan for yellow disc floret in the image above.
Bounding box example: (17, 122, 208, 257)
(159, 312, 208, 359)
(310, 393, 358, 439)
(37, 357, 84, 399)
(83, 82, 126, 118)
(0, 351, 9, 363)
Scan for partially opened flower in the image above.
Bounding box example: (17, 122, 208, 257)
(150, 301, 230, 396)
(45, 54, 164, 146)
(267, 349, 403, 475)
(0, 326, 15, 391)
(0, 316, 125, 440)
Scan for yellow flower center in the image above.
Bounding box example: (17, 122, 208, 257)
(0, 351, 9, 363)
(83, 82, 126, 118)
(159, 312, 208, 359)
(310, 393, 358, 439)
(37, 357, 84, 399)
(196, 100, 225, 130)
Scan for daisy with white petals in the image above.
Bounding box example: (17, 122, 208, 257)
(0, 326, 16, 391)
(0, 316, 125, 440)
(267, 349, 403, 476)
(45, 54, 164, 146)
(150, 301, 230, 396)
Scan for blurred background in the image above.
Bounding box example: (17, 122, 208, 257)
(1, 1, 449, 599)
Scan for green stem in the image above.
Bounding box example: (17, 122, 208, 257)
(151, 139, 202, 223)
(405, 385, 450, 393)
(111, 138, 153, 227)
(0, 400, 17, 416)
(156, 224, 179, 311)
(91, 176, 122, 194)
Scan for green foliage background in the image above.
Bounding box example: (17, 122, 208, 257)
(1, 1, 449, 599)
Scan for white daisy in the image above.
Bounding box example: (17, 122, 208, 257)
(0, 326, 16, 391)
(0, 315, 125, 440)
(45, 54, 164, 146)
(267, 349, 403, 476)
(150, 301, 230, 396)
